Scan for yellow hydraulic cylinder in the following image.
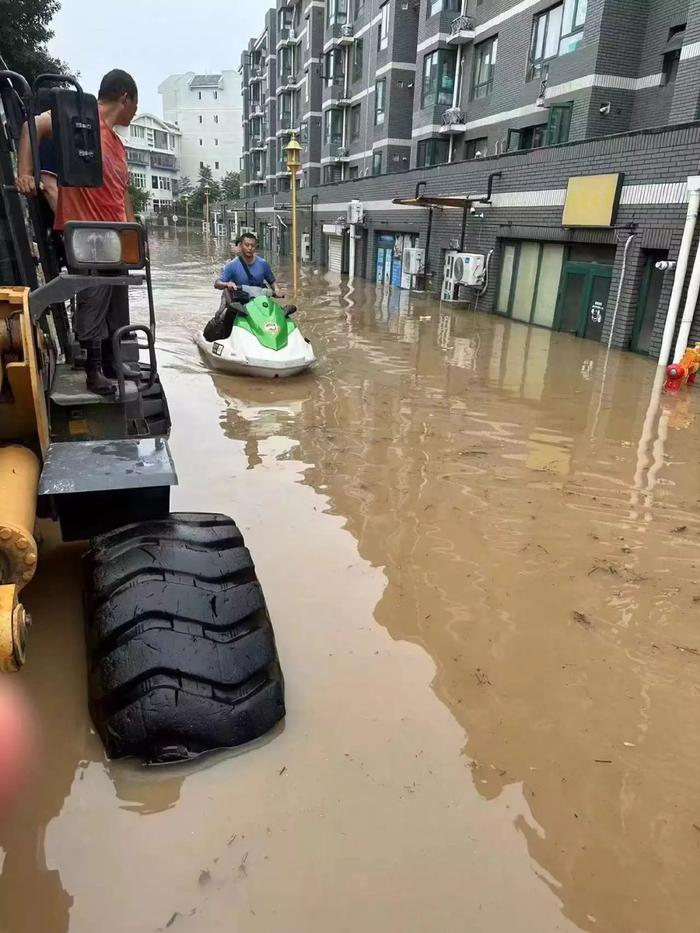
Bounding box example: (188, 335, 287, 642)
(0, 445, 40, 590)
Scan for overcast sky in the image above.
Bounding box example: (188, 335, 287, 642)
(49, 0, 264, 114)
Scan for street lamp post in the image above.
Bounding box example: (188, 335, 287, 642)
(184, 194, 189, 230)
(204, 183, 211, 235)
(285, 133, 302, 296)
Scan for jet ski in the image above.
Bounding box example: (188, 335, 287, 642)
(195, 286, 317, 379)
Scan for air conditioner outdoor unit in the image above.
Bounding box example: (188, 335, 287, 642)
(301, 232, 311, 262)
(286, 74, 296, 85)
(441, 251, 485, 301)
(337, 146, 349, 158)
(403, 247, 425, 277)
(341, 24, 354, 37)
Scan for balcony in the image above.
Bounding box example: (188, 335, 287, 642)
(447, 14, 475, 45)
(277, 114, 297, 135)
(333, 146, 350, 163)
(278, 27, 300, 47)
(325, 78, 351, 107)
(151, 153, 178, 170)
(250, 136, 267, 151)
(327, 23, 354, 48)
(249, 105, 265, 119)
(277, 73, 298, 93)
(439, 107, 467, 134)
(249, 65, 264, 84)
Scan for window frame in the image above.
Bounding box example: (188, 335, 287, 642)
(471, 35, 498, 100)
(464, 137, 487, 160)
(662, 48, 681, 85)
(528, 0, 587, 80)
(350, 104, 362, 140)
(352, 38, 364, 83)
(324, 107, 344, 145)
(375, 78, 386, 125)
(327, 0, 348, 26)
(421, 48, 457, 109)
(417, 137, 449, 167)
(378, 3, 389, 51)
(372, 150, 383, 175)
(429, 0, 459, 17)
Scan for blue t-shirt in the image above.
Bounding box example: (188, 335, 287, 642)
(220, 256, 275, 288)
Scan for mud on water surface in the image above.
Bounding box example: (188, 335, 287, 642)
(2, 232, 700, 933)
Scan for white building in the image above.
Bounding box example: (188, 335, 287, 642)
(158, 71, 242, 185)
(118, 113, 181, 215)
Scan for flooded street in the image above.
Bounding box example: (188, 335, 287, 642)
(2, 231, 700, 933)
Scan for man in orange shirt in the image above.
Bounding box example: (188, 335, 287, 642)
(17, 70, 139, 395)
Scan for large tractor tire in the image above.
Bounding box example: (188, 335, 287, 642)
(84, 513, 285, 763)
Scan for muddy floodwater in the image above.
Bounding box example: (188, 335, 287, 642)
(2, 232, 700, 933)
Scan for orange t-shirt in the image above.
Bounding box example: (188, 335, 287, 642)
(55, 116, 128, 230)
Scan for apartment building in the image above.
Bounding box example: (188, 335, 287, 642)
(235, 0, 700, 361)
(118, 113, 181, 215)
(159, 71, 243, 184)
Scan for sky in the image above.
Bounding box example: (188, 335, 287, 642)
(49, 0, 265, 115)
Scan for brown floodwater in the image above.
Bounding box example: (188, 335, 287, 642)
(2, 231, 700, 933)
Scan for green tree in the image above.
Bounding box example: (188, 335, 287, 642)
(0, 0, 69, 86)
(128, 181, 150, 216)
(222, 171, 240, 201)
(189, 165, 221, 217)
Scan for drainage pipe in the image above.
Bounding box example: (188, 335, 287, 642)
(673, 229, 700, 362)
(607, 232, 636, 350)
(658, 183, 700, 367)
(448, 0, 468, 164)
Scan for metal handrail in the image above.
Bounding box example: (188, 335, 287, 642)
(450, 14, 475, 35)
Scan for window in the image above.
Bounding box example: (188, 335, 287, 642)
(130, 125, 145, 138)
(327, 0, 348, 26)
(429, 0, 459, 16)
(506, 123, 547, 151)
(215, 161, 220, 170)
(417, 138, 449, 167)
(129, 171, 146, 188)
(199, 139, 203, 146)
(352, 39, 364, 82)
(528, 0, 587, 79)
(372, 150, 383, 175)
(378, 3, 389, 51)
(324, 108, 343, 144)
(215, 138, 219, 146)
(471, 36, 497, 99)
(421, 49, 456, 108)
(668, 23, 686, 40)
(464, 137, 487, 159)
(375, 79, 386, 124)
(199, 115, 203, 124)
(214, 91, 218, 99)
(350, 165, 359, 179)
(496, 241, 565, 329)
(662, 49, 681, 85)
(151, 175, 158, 188)
(350, 104, 361, 140)
(215, 115, 219, 123)
(325, 48, 345, 86)
(354, 0, 365, 14)
(546, 102, 571, 144)
(324, 164, 341, 183)
(198, 91, 202, 99)
(200, 161, 204, 168)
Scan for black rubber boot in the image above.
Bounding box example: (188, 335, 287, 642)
(102, 339, 141, 381)
(82, 341, 116, 397)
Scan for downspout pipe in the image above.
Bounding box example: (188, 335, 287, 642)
(607, 231, 636, 350)
(658, 180, 700, 367)
(448, 0, 468, 164)
(310, 194, 318, 262)
(673, 221, 700, 362)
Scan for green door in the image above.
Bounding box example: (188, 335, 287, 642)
(631, 251, 666, 355)
(555, 261, 613, 340)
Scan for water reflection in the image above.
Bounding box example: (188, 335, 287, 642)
(202, 252, 700, 933)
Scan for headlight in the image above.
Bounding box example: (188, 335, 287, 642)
(63, 222, 146, 271)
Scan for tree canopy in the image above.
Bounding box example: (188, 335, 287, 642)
(0, 0, 69, 86)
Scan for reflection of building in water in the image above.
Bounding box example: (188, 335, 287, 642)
(208, 291, 700, 933)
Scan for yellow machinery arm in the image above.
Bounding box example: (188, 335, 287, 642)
(0, 287, 48, 671)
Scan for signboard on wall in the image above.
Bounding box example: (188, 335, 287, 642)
(562, 173, 624, 228)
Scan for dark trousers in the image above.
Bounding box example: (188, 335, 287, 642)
(75, 283, 129, 343)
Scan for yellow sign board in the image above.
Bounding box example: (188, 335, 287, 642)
(562, 173, 623, 228)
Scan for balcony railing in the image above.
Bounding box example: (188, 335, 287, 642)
(439, 107, 467, 134)
(447, 15, 476, 45)
(151, 153, 178, 170)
